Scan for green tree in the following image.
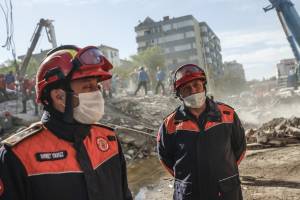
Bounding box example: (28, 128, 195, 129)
(25, 58, 39, 78)
(0, 60, 19, 74)
(0, 58, 39, 78)
(112, 60, 135, 79)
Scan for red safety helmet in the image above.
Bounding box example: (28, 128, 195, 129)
(36, 45, 113, 103)
(173, 64, 206, 92)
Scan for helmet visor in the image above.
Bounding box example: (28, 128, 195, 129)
(78, 47, 103, 65)
(175, 64, 205, 82)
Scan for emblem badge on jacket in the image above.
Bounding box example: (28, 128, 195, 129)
(97, 137, 109, 152)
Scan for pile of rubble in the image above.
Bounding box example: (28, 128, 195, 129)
(0, 91, 17, 103)
(246, 117, 300, 148)
(102, 95, 180, 162)
(221, 90, 300, 126)
(106, 95, 179, 128)
(0, 111, 32, 140)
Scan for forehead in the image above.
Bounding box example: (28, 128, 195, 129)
(181, 79, 204, 88)
(71, 77, 98, 84)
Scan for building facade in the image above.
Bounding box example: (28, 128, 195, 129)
(18, 49, 49, 64)
(277, 58, 298, 87)
(135, 15, 223, 85)
(98, 44, 120, 67)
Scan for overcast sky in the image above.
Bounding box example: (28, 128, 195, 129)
(0, 0, 300, 80)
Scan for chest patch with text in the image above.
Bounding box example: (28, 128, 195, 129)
(35, 151, 68, 162)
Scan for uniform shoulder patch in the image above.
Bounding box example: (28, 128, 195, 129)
(93, 123, 115, 131)
(216, 101, 235, 110)
(1, 121, 44, 147)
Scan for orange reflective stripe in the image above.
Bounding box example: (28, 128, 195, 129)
(164, 112, 177, 134)
(205, 104, 234, 131)
(218, 104, 234, 123)
(237, 150, 246, 165)
(164, 112, 200, 134)
(160, 159, 174, 177)
(176, 120, 199, 132)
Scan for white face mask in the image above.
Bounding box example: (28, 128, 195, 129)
(183, 92, 206, 108)
(73, 90, 105, 124)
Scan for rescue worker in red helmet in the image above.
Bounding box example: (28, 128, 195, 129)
(0, 45, 132, 200)
(157, 64, 246, 200)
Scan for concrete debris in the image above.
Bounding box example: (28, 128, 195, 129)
(222, 90, 300, 127)
(246, 117, 300, 148)
(99, 95, 180, 162)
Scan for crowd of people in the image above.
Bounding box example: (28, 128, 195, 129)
(132, 66, 175, 96)
(0, 71, 15, 99)
(0, 71, 38, 115)
(1, 65, 171, 115)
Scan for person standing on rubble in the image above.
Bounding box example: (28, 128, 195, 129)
(4, 71, 15, 90)
(134, 66, 149, 96)
(155, 66, 166, 95)
(102, 75, 113, 98)
(20, 75, 32, 114)
(157, 63, 246, 200)
(0, 74, 8, 100)
(29, 77, 39, 116)
(0, 45, 132, 200)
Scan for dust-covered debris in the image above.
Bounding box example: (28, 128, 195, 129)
(246, 117, 300, 148)
(99, 95, 180, 162)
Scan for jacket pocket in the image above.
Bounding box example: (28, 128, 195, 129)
(218, 174, 242, 200)
(173, 179, 192, 200)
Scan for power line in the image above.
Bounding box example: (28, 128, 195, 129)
(0, 0, 17, 62)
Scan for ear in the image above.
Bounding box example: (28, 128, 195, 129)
(50, 89, 65, 104)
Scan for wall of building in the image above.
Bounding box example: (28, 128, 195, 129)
(135, 15, 223, 83)
(99, 45, 120, 67)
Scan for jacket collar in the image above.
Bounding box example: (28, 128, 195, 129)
(174, 98, 222, 123)
(41, 109, 91, 142)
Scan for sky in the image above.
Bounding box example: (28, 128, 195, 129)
(0, 0, 300, 80)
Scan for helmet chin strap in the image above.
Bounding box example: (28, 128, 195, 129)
(63, 88, 75, 123)
(62, 63, 80, 123)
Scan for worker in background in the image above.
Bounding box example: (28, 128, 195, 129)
(155, 66, 166, 95)
(167, 69, 175, 95)
(134, 66, 149, 96)
(20, 75, 32, 113)
(5, 71, 15, 90)
(0, 74, 8, 100)
(102, 76, 113, 98)
(157, 64, 246, 200)
(30, 77, 39, 115)
(0, 45, 132, 200)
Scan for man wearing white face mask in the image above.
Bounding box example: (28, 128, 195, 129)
(0, 45, 132, 200)
(157, 64, 246, 200)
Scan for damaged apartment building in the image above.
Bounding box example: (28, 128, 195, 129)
(134, 15, 223, 89)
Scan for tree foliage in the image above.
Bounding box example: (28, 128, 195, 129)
(0, 58, 39, 78)
(130, 46, 166, 87)
(112, 59, 134, 79)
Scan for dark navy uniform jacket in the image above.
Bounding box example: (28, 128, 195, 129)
(0, 110, 132, 200)
(157, 98, 246, 200)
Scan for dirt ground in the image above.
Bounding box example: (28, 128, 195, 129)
(129, 144, 300, 200)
